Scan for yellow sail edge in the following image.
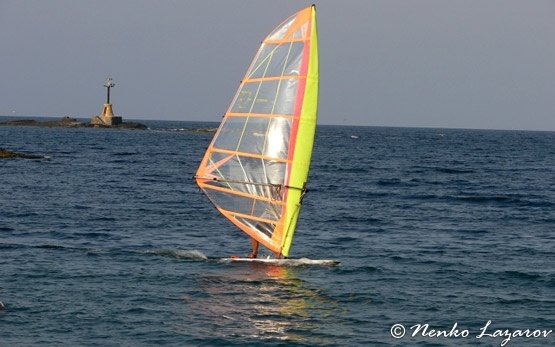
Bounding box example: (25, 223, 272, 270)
(281, 5, 319, 257)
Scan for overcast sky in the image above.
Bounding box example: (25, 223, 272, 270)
(1, 0, 554, 130)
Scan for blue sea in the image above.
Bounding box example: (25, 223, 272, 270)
(1, 118, 554, 346)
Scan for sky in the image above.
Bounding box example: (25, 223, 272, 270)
(1, 0, 554, 131)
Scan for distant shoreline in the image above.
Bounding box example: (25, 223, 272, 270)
(0, 116, 147, 130)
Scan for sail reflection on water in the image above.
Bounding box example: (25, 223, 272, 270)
(179, 265, 339, 344)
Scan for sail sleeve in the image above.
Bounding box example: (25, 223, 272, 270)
(195, 6, 318, 257)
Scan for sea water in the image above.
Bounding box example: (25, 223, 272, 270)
(1, 119, 554, 346)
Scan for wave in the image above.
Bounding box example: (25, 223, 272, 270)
(150, 249, 208, 260)
(501, 270, 545, 281)
(337, 265, 381, 274)
(217, 257, 339, 266)
(434, 167, 475, 174)
(112, 151, 138, 156)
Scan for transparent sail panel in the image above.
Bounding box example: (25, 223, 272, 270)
(274, 79, 298, 115)
(206, 153, 287, 188)
(263, 117, 291, 158)
(230, 82, 259, 113)
(251, 81, 279, 114)
(267, 15, 297, 41)
(230, 80, 298, 115)
(213, 117, 245, 150)
(237, 216, 276, 238)
(248, 42, 304, 79)
(202, 187, 281, 222)
(212, 117, 291, 158)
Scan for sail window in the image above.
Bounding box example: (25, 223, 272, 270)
(283, 42, 304, 76)
(231, 80, 297, 115)
(267, 15, 297, 41)
(213, 117, 244, 150)
(263, 117, 291, 159)
(230, 82, 259, 113)
(273, 78, 298, 115)
(202, 188, 281, 222)
(251, 81, 279, 114)
(248, 43, 304, 79)
(205, 153, 287, 190)
(236, 216, 276, 238)
(237, 117, 271, 154)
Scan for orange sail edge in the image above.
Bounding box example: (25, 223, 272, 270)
(219, 209, 285, 257)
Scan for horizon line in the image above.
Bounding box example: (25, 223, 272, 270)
(1, 114, 553, 133)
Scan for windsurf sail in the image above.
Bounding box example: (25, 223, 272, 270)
(195, 5, 319, 258)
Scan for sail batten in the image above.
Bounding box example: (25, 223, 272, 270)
(196, 6, 318, 257)
(199, 184, 285, 205)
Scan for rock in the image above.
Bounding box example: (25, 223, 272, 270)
(0, 148, 44, 159)
(0, 117, 85, 128)
(1, 119, 40, 126)
(0, 117, 147, 130)
(117, 122, 148, 130)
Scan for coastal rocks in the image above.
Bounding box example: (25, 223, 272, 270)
(0, 116, 84, 128)
(91, 121, 147, 130)
(0, 116, 147, 130)
(0, 148, 44, 159)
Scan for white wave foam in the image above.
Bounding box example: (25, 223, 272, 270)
(219, 257, 339, 266)
(153, 249, 208, 260)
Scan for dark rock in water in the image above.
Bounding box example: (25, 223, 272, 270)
(121, 122, 148, 130)
(92, 122, 148, 130)
(2, 119, 40, 126)
(0, 148, 44, 159)
(0, 116, 83, 128)
(42, 116, 83, 127)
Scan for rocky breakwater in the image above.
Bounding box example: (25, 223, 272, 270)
(0, 116, 147, 130)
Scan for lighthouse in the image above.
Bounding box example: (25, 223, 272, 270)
(91, 77, 123, 126)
